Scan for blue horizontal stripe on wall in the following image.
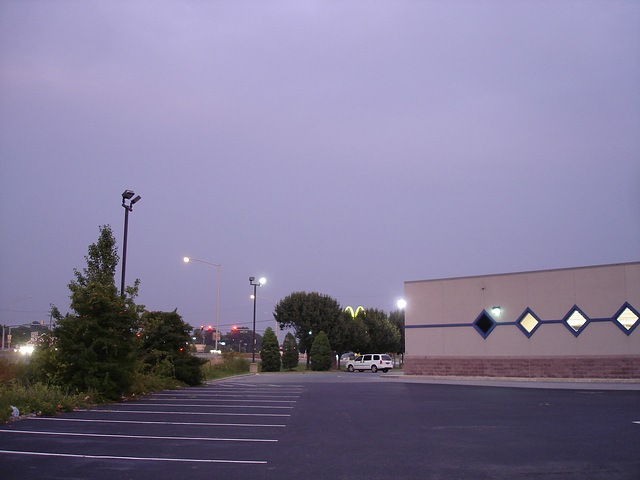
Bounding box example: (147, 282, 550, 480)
(406, 318, 628, 328)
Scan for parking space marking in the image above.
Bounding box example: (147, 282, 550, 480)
(0, 450, 267, 464)
(76, 409, 290, 416)
(35, 418, 287, 427)
(0, 430, 278, 442)
(142, 399, 297, 404)
(95, 404, 292, 410)
(152, 393, 299, 399)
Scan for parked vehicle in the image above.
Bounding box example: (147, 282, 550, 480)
(346, 354, 393, 373)
(340, 352, 356, 366)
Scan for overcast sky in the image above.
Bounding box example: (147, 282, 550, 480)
(1, 1, 638, 339)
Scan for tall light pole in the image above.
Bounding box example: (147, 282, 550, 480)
(121, 190, 141, 297)
(249, 276, 266, 363)
(184, 257, 221, 352)
(3, 295, 33, 350)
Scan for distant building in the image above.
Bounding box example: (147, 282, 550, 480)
(403, 262, 640, 379)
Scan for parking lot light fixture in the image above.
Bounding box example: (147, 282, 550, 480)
(121, 190, 141, 296)
(249, 276, 266, 363)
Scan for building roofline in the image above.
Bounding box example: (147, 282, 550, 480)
(405, 261, 640, 285)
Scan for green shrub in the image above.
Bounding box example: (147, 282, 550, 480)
(0, 381, 93, 422)
(260, 327, 281, 372)
(281, 332, 299, 371)
(174, 356, 207, 386)
(310, 331, 332, 371)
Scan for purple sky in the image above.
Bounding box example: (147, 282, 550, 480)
(1, 1, 639, 340)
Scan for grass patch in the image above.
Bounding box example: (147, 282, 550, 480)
(0, 380, 93, 423)
(201, 352, 250, 380)
(0, 353, 254, 423)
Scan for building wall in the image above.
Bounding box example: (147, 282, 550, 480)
(404, 262, 640, 378)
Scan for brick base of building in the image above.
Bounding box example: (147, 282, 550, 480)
(404, 355, 640, 379)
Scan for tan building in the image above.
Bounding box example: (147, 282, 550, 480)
(403, 262, 640, 379)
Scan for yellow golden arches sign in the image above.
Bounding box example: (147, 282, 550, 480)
(345, 306, 364, 318)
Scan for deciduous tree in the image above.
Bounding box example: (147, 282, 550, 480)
(361, 308, 401, 353)
(274, 292, 344, 367)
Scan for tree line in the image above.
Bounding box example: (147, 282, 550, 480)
(27, 225, 405, 399)
(271, 291, 404, 370)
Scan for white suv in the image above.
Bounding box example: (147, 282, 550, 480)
(346, 354, 393, 373)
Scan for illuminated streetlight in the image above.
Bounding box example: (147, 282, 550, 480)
(397, 299, 407, 310)
(249, 276, 266, 363)
(183, 256, 221, 352)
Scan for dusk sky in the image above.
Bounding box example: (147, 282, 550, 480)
(1, 1, 638, 340)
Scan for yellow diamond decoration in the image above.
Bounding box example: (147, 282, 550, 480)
(520, 312, 539, 333)
(616, 307, 638, 330)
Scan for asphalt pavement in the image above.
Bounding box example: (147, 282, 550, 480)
(1, 372, 639, 479)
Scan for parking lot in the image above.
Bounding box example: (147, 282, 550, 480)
(0, 379, 303, 479)
(1, 373, 639, 479)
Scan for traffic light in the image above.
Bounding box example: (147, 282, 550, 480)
(232, 325, 238, 331)
(208, 325, 213, 330)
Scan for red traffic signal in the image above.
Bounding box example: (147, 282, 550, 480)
(232, 325, 238, 331)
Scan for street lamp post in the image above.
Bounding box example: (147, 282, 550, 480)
(121, 190, 141, 297)
(249, 276, 266, 363)
(184, 257, 221, 352)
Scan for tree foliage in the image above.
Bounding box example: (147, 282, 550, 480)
(274, 292, 345, 363)
(361, 308, 401, 353)
(260, 327, 281, 372)
(50, 225, 141, 400)
(309, 331, 332, 371)
(388, 309, 405, 354)
(138, 310, 206, 386)
(281, 332, 299, 370)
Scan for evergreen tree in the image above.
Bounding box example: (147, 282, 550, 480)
(51, 225, 140, 400)
(310, 331, 332, 371)
(281, 332, 299, 370)
(260, 327, 281, 372)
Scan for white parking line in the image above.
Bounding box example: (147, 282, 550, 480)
(0, 450, 266, 464)
(143, 399, 297, 404)
(76, 409, 290, 415)
(36, 418, 287, 427)
(152, 393, 299, 399)
(0, 430, 277, 442)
